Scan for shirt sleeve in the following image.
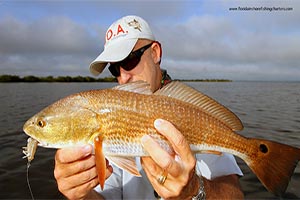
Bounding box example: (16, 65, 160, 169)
(196, 153, 243, 180)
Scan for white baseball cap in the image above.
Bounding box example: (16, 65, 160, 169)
(89, 15, 155, 76)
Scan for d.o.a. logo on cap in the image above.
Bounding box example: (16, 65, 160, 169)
(105, 19, 142, 43)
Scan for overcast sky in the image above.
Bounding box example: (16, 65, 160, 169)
(0, 0, 299, 81)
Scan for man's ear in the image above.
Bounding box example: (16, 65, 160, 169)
(151, 42, 162, 64)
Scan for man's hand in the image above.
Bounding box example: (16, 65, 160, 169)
(141, 119, 199, 199)
(141, 119, 244, 199)
(54, 145, 112, 199)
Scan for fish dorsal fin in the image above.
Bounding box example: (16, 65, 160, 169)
(106, 156, 142, 177)
(155, 81, 244, 131)
(112, 81, 152, 95)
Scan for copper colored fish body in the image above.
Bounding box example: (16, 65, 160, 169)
(23, 81, 300, 196)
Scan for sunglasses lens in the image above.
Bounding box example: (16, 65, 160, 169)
(108, 42, 153, 77)
(108, 64, 120, 77)
(122, 54, 140, 71)
(108, 54, 140, 77)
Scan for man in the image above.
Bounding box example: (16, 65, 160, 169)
(54, 15, 244, 199)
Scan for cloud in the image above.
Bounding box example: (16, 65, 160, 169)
(0, 15, 103, 76)
(0, 15, 99, 55)
(0, 1, 299, 81)
(153, 4, 300, 81)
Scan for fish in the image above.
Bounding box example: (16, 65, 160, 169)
(23, 81, 300, 196)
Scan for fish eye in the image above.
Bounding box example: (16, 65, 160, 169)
(37, 120, 46, 128)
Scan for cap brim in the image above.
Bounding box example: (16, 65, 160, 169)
(89, 38, 138, 76)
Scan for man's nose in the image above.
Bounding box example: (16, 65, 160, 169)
(117, 67, 132, 84)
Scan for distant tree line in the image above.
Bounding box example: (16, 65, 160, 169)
(0, 75, 232, 83)
(0, 75, 117, 82)
(173, 79, 232, 82)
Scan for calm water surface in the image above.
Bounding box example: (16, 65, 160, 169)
(0, 82, 299, 199)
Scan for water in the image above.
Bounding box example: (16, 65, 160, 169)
(0, 82, 299, 199)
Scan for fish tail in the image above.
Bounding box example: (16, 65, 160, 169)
(247, 138, 300, 196)
(94, 135, 106, 190)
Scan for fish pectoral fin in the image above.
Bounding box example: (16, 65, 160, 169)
(94, 135, 106, 190)
(107, 156, 141, 177)
(198, 150, 223, 156)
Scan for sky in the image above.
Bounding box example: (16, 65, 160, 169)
(0, 0, 299, 81)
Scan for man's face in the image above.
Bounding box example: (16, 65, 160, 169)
(114, 39, 162, 92)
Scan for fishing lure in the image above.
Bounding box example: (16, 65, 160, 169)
(23, 137, 38, 199)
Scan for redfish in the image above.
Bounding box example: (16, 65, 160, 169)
(23, 81, 300, 196)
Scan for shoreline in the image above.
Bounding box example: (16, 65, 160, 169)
(0, 75, 232, 83)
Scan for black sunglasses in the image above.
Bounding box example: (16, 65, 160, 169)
(108, 42, 154, 77)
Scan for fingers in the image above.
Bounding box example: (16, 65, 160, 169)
(141, 157, 184, 198)
(56, 165, 99, 199)
(140, 118, 197, 199)
(55, 145, 92, 163)
(141, 156, 162, 180)
(141, 134, 181, 176)
(54, 145, 113, 199)
(54, 152, 96, 180)
(59, 176, 99, 200)
(154, 119, 195, 165)
(55, 145, 93, 177)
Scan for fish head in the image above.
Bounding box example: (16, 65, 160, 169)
(23, 94, 101, 148)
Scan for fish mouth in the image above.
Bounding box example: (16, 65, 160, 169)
(27, 136, 52, 148)
(23, 129, 51, 148)
(23, 119, 48, 148)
